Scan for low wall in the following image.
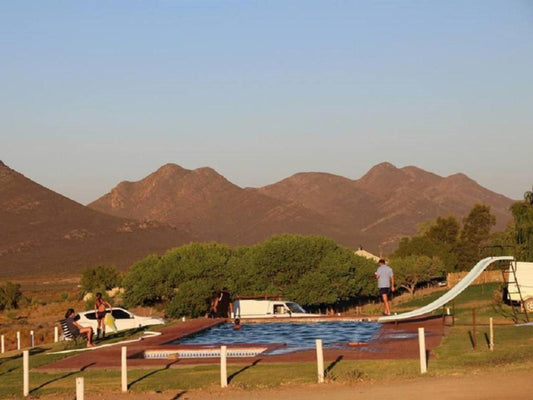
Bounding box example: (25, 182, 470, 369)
(446, 270, 504, 287)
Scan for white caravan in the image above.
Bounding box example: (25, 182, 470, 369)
(507, 261, 533, 313)
(232, 297, 320, 319)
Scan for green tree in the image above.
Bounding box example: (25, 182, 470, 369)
(456, 204, 496, 270)
(166, 280, 214, 318)
(122, 255, 166, 307)
(80, 265, 121, 295)
(123, 234, 382, 316)
(426, 216, 460, 245)
(250, 234, 338, 294)
(123, 243, 232, 310)
(389, 255, 444, 297)
(0, 282, 23, 310)
(391, 216, 459, 272)
(524, 185, 533, 205)
(290, 247, 375, 307)
(511, 187, 533, 261)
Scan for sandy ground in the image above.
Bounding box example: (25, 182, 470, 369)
(164, 372, 533, 400)
(10, 371, 532, 400)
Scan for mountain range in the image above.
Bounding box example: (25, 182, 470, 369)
(1, 160, 514, 277)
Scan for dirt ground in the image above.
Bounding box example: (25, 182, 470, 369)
(8, 371, 532, 400)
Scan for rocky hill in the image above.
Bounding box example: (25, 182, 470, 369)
(258, 162, 513, 250)
(89, 162, 514, 254)
(0, 161, 192, 277)
(87, 164, 334, 245)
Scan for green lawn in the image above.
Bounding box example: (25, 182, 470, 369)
(1, 283, 532, 398)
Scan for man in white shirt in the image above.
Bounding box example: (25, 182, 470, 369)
(375, 259, 395, 315)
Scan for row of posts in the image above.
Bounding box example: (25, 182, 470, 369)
(22, 346, 128, 398)
(15, 316, 497, 397)
(21, 335, 426, 398)
(1, 327, 60, 353)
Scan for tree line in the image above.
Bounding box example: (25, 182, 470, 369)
(78, 188, 533, 317)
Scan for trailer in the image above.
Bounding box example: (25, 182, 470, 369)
(506, 261, 533, 313)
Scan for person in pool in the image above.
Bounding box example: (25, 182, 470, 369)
(233, 318, 242, 330)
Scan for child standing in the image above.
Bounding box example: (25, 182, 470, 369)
(94, 292, 112, 339)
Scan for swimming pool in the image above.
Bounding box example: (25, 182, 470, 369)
(168, 321, 381, 354)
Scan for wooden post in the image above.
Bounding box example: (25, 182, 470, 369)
(316, 339, 324, 383)
(54, 326, 59, 343)
(472, 309, 477, 350)
(17, 331, 21, 350)
(452, 301, 456, 326)
(418, 328, 427, 374)
(220, 346, 228, 388)
(1, 334, 4, 353)
(23, 350, 29, 396)
(489, 317, 494, 351)
(30, 331, 34, 348)
(76, 377, 84, 400)
(121, 346, 128, 392)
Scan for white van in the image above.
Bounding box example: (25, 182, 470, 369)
(232, 297, 320, 319)
(506, 261, 533, 312)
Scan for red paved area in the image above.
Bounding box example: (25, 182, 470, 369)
(39, 315, 447, 371)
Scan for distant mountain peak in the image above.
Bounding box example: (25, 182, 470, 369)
(373, 161, 397, 170)
(152, 163, 189, 178)
(446, 172, 473, 182)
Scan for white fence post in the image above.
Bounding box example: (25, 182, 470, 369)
(489, 317, 494, 351)
(121, 346, 128, 392)
(220, 345, 228, 388)
(54, 326, 59, 343)
(30, 331, 34, 348)
(23, 350, 29, 397)
(316, 339, 324, 383)
(76, 377, 84, 400)
(17, 331, 21, 350)
(418, 327, 427, 374)
(1, 335, 4, 353)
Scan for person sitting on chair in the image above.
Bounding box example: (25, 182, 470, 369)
(64, 308, 94, 347)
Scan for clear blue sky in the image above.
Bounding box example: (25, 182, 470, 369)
(2, 1, 532, 204)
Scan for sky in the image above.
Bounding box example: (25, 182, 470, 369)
(2, 1, 532, 205)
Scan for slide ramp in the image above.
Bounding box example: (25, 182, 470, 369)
(378, 256, 514, 323)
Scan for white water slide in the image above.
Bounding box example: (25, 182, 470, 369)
(377, 256, 514, 323)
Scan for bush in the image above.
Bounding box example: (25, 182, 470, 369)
(80, 265, 121, 295)
(123, 234, 378, 315)
(0, 281, 23, 310)
(166, 281, 213, 318)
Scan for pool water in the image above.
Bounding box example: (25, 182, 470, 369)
(171, 321, 381, 354)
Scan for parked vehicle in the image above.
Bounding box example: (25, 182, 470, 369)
(77, 307, 166, 332)
(506, 261, 533, 312)
(232, 296, 320, 319)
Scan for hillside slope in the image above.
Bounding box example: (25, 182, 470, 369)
(0, 161, 192, 277)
